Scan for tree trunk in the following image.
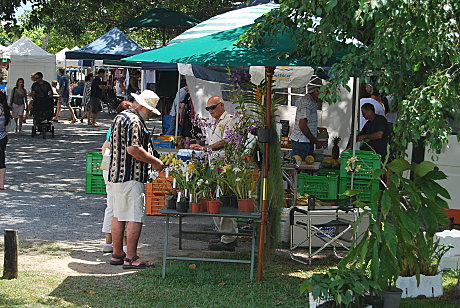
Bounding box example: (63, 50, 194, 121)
(3, 229, 18, 279)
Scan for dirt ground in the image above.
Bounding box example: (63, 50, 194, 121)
(0, 111, 255, 277)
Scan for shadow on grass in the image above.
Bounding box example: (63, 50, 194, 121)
(49, 254, 321, 308)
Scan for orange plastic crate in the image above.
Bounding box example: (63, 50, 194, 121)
(145, 174, 173, 194)
(145, 194, 166, 216)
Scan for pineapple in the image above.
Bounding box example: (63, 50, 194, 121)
(331, 136, 341, 159)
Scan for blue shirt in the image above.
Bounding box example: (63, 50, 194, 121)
(72, 85, 84, 96)
(59, 75, 70, 98)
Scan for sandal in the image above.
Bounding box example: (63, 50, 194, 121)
(110, 252, 126, 265)
(123, 256, 154, 270)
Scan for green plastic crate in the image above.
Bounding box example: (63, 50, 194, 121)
(317, 169, 340, 176)
(297, 174, 338, 199)
(86, 152, 103, 176)
(339, 150, 381, 179)
(85, 174, 106, 194)
(338, 177, 379, 203)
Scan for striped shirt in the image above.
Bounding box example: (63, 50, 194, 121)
(291, 94, 318, 143)
(108, 109, 150, 183)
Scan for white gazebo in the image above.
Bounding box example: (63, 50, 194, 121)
(7, 36, 56, 94)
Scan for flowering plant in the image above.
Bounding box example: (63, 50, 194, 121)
(222, 163, 258, 200)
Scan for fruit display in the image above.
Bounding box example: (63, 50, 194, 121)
(159, 153, 182, 166)
(305, 155, 315, 165)
(321, 157, 340, 169)
(332, 136, 341, 159)
(297, 194, 309, 205)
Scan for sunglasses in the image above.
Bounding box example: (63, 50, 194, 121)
(205, 103, 221, 111)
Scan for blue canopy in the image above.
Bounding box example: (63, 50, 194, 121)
(66, 28, 145, 60)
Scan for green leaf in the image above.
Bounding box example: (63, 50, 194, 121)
(420, 206, 438, 235)
(388, 158, 411, 173)
(383, 222, 397, 257)
(381, 190, 392, 217)
(312, 284, 321, 299)
(300, 279, 310, 294)
(373, 169, 387, 179)
(341, 189, 361, 196)
(414, 161, 436, 178)
(425, 170, 447, 180)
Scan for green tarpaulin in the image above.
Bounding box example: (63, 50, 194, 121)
(120, 6, 200, 28)
(123, 25, 347, 67)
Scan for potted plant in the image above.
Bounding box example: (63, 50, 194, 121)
(301, 268, 381, 307)
(223, 164, 258, 212)
(338, 158, 450, 304)
(395, 235, 451, 298)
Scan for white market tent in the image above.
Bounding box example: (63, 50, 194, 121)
(56, 47, 79, 67)
(7, 36, 56, 94)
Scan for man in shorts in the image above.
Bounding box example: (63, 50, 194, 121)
(89, 68, 108, 126)
(108, 89, 164, 269)
(53, 68, 77, 123)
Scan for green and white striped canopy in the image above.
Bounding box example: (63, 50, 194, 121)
(168, 3, 279, 45)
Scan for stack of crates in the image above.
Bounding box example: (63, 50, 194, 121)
(145, 173, 173, 215)
(297, 173, 339, 200)
(152, 136, 175, 149)
(85, 152, 106, 194)
(338, 150, 381, 203)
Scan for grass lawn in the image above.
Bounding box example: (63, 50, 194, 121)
(0, 242, 459, 307)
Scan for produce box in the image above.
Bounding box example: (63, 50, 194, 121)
(338, 177, 380, 203)
(145, 173, 173, 194)
(340, 150, 381, 179)
(145, 194, 166, 216)
(297, 173, 338, 200)
(85, 174, 106, 194)
(86, 152, 103, 176)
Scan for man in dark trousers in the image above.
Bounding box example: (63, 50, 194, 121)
(357, 103, 390, 160)
(89, 68, 108, 126)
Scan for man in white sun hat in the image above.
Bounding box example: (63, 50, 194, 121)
(108, 89, 164, 270)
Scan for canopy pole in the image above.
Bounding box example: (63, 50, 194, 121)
(174, 73, 181, 143)
(257, 65, 275, 282)
(351, 77, 360, 189)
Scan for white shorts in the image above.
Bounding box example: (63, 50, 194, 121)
(111, 181, 145, 223)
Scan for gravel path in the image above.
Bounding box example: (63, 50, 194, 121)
(0, 111, 223, 275)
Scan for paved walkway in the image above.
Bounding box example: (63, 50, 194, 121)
(0, 111, 226, 276)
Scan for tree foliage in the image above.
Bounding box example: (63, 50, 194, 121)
(1, 1, 240, 52)
(239, 0, 460, 152)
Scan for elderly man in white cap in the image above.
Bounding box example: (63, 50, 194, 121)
(290, 77, 323, 160)
(108, 90, 164, 269)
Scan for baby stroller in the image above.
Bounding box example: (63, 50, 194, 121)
(31, 98, 55, 139)
(102, 89, 121, 114)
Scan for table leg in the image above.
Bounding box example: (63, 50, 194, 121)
(179, 215, 182, 250)
(250, 223, 256, 281)
(162, 215, 170, 279)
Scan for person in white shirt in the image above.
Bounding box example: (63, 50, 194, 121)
(290, 79, 322, 160)
(190, 96, 238, 251)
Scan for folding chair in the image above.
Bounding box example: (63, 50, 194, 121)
(289, 196, 358, 265)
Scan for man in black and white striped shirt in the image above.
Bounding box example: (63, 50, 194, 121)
(108, 90, 163, 269)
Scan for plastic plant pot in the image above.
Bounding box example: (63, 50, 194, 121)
(207, 200, 221, 214)
(200, 198, 209, 212)
(219, 195, 238, 208)
(190, 203, 201, 213)
(176, 201, 189, 213)
(238, 199, 255, 212)
(166, 196, 177, 209)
